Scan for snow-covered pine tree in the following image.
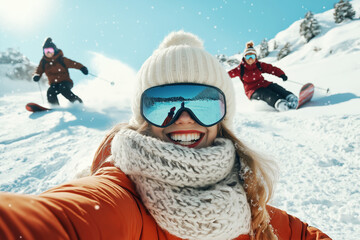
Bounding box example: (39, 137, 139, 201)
(216, 54, 240, 68)
(258, 39, 269, 59)
(215, 54, 228, 63)
(334, 0, 356, 23)
(0, 48, 37, 81)
(273, 40, 278, 50)
(277, 43, 291, 60)
(300, 11, 321, 42)
(226, 58, 240, 66)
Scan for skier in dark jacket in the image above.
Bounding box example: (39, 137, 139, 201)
(32, 37, 88, 105)
(228, 41, 298, 111)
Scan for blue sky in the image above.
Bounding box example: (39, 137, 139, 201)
(0, 0, 336, 74)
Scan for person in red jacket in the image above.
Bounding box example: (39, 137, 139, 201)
(0, 31, 331, 240)
(161, 106, 176, 126)
(228, 41, 298, 111)
(32, 37, 88, 105)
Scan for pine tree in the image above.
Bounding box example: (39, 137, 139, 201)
(334, 0, 356, 23)
(216, 54, 239, 68)
(0, 48, 36, 81)
(277, 43, 291, 60)
(273, 40, 278, 50)
(216, 54, 228, 63)
(300, 11, 321, 42)
(258, 39, 269, 59)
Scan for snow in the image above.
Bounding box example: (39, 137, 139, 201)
(1, 3, 360, 239)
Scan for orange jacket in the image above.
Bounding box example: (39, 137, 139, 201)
(0, 166, 331, 240)
(34, 50, 84, 85)
(0, 135, 331, 240)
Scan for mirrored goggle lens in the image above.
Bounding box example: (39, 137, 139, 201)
(245, 54, 256, 60)
(141, 84, 226, 128)
(44, 48, 54, 54)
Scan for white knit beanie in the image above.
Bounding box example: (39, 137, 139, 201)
(243, 41, 257, 56)
(130, 30, 236, 129)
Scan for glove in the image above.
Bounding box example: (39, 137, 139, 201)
(280, 74, 288, 81)
(80, 67, 88, 75)
(32, 75, 40, 82)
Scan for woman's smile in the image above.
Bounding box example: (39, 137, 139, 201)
(151, 111, 218, 148)
(167, 130, 204, 148)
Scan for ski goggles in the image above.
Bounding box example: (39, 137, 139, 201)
(245, 54, 256, 60)
(43, 48, 54, 54)
(141, 83, 226, 128)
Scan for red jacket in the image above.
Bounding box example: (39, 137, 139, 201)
(228, 60, 285, 99)
(0, 134, 331, 240)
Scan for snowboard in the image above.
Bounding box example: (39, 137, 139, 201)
(25, 103, 52, 112)
(296, 83, 314, 109)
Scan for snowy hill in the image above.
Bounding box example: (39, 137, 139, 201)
(1, 2, 360, 239)
(0, 48, 49, 96)
(0, 48, 36, 81)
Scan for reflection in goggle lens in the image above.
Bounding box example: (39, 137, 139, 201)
(44, 48, 55, 54)
(141, 83, 226, 128)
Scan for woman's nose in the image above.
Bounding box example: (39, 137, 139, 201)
(175, 111, 195, 125)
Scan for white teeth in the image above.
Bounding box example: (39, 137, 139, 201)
(169, 133, 201, 145)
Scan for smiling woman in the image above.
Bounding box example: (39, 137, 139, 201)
(0, 30, 331, 240)
(0, 0, 57, 33)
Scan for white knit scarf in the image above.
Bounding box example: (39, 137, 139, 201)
(111, 128, 251, 240)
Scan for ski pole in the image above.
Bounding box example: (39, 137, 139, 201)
(89, 73, 115, 86)
(288, 80, 330, 94)
(37, 82, 45, 104)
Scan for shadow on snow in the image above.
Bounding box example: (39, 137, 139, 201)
(28, 106, 131, 131)
(308, 92, 360, 108)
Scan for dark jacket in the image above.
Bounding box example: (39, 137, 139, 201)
(34, 50, 84, 85)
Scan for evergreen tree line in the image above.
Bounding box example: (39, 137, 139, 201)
(259, 0, 356, 60)
(217, 0, 357, 65)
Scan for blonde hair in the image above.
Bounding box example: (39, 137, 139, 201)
(218, 123, 278, 240)
(92, 122, 278, 239)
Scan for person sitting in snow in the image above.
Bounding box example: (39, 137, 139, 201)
(32, 37, 88, 105)
(228, 41, 298, 111)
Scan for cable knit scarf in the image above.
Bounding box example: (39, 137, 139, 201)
(111, 128, 251, 240)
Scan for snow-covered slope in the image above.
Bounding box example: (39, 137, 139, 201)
(225, 3, 360, 238)
(1, 2, 360, 239)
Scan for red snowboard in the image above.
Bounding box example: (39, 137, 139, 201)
(25, 103, 51, 112)
(296, 83, 314, 109)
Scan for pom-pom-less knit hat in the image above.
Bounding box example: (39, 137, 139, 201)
(130, 31, 236, 129)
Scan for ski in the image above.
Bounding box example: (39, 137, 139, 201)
(25, 103, 52, 112)
(296, 83, 314, 109)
